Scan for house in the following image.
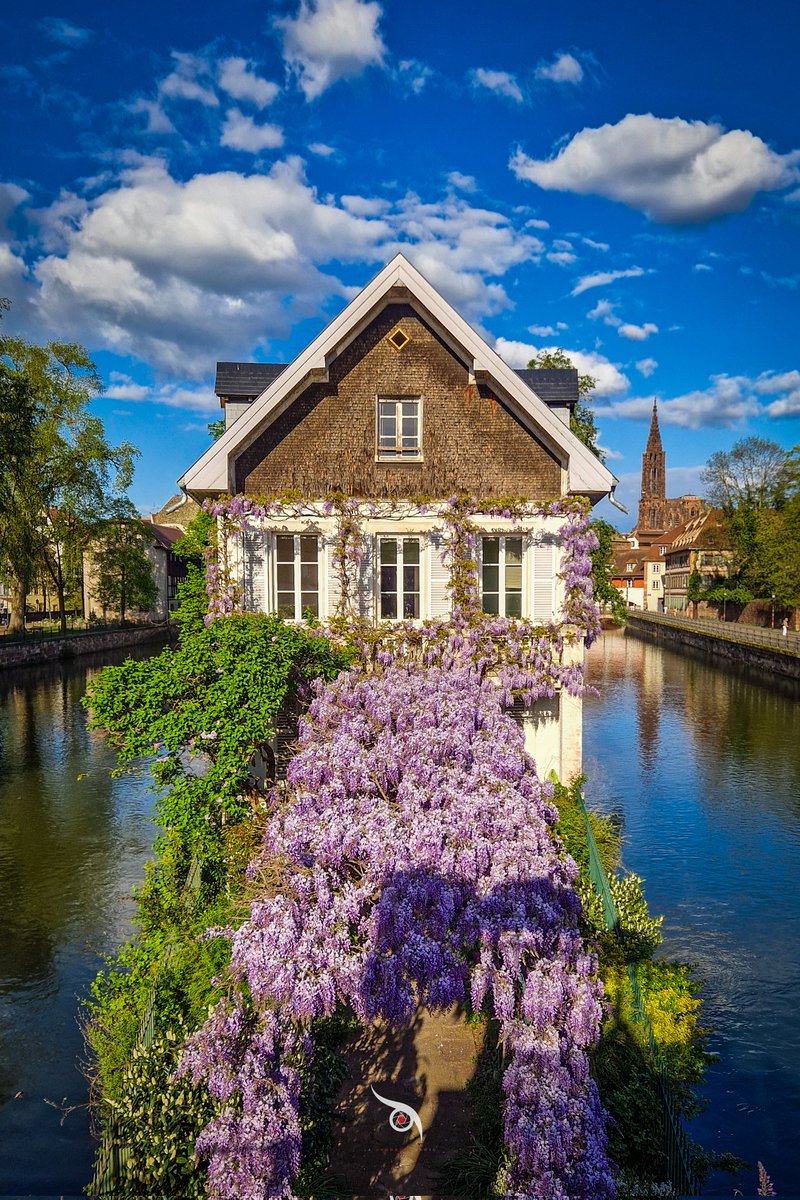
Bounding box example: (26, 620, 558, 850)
(611, 545, 646, 609)
(642, 534, 677, 612)
(178, 254, 617, 778)
(663, 510, 733, 614)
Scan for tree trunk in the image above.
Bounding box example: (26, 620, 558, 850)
(57, 578, 67, 633)
(8, 575, 28, 635)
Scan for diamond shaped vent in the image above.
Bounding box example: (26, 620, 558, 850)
(388, 328, 410, 350)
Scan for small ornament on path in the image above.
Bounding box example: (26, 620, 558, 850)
(370, 1085, 424, 1141)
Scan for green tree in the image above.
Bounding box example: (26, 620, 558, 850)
(590, 519, 626, 623)
(526, 347, 604, 461)
(91, 510, 158, 623)
(0, 337, 137, 632)
(700, 437, 791, 510)
(207, 417, 226, 441)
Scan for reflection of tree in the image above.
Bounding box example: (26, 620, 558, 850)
(0, 653, 155, 995)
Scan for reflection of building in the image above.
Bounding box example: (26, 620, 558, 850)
(634, 401, 706, 543)
(663, 510, 733, 613)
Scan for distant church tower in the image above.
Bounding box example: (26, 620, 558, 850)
(633, 399, 706, 540)
(638, 401, 666, 531)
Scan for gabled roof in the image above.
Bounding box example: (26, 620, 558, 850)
(179, 254, 616, 501)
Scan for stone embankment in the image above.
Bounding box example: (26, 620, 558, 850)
(0, 624, 172, 669)
(626, 611, 800, 681)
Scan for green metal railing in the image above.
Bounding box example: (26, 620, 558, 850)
(89, 854, 203, 1198)
(577, 788, 701, 1196)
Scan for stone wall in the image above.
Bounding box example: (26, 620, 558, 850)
(0, 625, 171, 670)
(235, 303, 562, 500)
(695, 598, 799, 630)
(625, 614, 800, 682)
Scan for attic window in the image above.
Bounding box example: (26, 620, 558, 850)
(388, 328, 410, 351)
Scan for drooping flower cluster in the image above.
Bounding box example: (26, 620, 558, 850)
(179, 664, 614, 1199)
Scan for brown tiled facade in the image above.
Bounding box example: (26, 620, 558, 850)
(235, 304, 561, 499)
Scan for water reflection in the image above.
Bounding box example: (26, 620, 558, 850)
(0, 648, 157, 1195)
(585, 628, 800, 1195)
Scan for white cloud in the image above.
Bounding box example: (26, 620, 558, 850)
(277, 0, 386, 100)
(528, 324, 558, 336)
(472, 68, 523, 103)
(447, 171, 477, 193)
(511, 113, 799, 223)
(220, 109, 284, 153)
(598, 375, 759, 428)
(582, 237, 609, 251)
(636, 357, 658, 378)
(38, 17, 92, 45)
(587, 298, 619, 324)
(32, 159, 540, 373)
(105, 374, 217, 411)
(755, 369, 800, 417)
(547, 250, 576, 266)
(218, 58, 279, 108)
(693, 262, 712, 272)
(597, 444, 624, 462)
(495, 338, 630, 396)
(617, 321, 658, 341)
(129, 98, 176, 134)
(525, 217, 550, 230)
(308, 142, 336, 157)
(398, 59, 432, 94)
(535, 52, 583, 85)
(159, 53, 219, 107)
(571, 266, 646, 296)
(552, 238, 573, 251)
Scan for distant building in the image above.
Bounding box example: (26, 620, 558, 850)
(663, 510, 734, 613)
(634, 401, 706, 543)
(611, 546, 647, 608)
(642, 535, 675, 612)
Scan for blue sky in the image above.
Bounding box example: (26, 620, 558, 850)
(2, 0, 798, 525)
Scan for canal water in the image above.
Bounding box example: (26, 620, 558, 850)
(0, 648, 157, 1197)
(585, 628, 800, 1196)
(2, 633, 798, 1196)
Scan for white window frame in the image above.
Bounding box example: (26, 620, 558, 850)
(479, 535, 524, 618)
(377, 535, 422, 620)
(272, 532, 321, 622)
(376, 396, 422, 461)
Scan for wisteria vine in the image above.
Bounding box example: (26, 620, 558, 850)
(179, 664, 614, 1199)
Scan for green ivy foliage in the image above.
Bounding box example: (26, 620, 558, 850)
(83, 611, 353, 854)
(104, 1021, 215, 1198)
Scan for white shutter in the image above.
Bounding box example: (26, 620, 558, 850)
(325, 537, 343, 619)
(356, 534, 374, 622)
(428, 532, 450, 619)
(531, 534, 557, 623)
(241, 530, 266, 612)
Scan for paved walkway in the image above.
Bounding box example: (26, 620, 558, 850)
(327, 1006, 484, 1196)
(629, 609, 800, 655)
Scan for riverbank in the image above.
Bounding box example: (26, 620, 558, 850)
(625, 610, 800, 681)
(0, 623, 173, 670)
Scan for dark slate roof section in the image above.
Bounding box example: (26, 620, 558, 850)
(215, 362, 287, 398)
(513, 368, 579, 407)
(214, 362, 578, 408)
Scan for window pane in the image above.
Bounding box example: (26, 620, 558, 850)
(380, 565, 397, 595)
(482, 565, 499, 593)
(482, 594, 499, 615)
(276, 563, 294, 591)
(380, 590, 397, 620)
(402, 539, 420, 564)
(403, 565, 419, 595)
(277, 593, 295, 618)
(506, 537, 522, 563)
(401, 416, 417, 437)
(300, 536, 318, 562)
(505, 593, 522, 618)
(380, 540, 397, 564)
(300, 563, 318, 589)
(276, 535, 294, 561)
(379, 417, 396, 437)
(379, 400, 395, 419)
(482, 537, 499, 564)
(402, 592, 420, 619)
(300, 592, 319, 618)
(505, 564, 523, 591)
(401, 401, 417, 418)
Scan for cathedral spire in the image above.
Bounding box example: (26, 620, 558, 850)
(645, 399, 663, 456)
(637, 398, 666, 530)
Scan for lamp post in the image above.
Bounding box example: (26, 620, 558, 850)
(771, 594, 776, 629)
